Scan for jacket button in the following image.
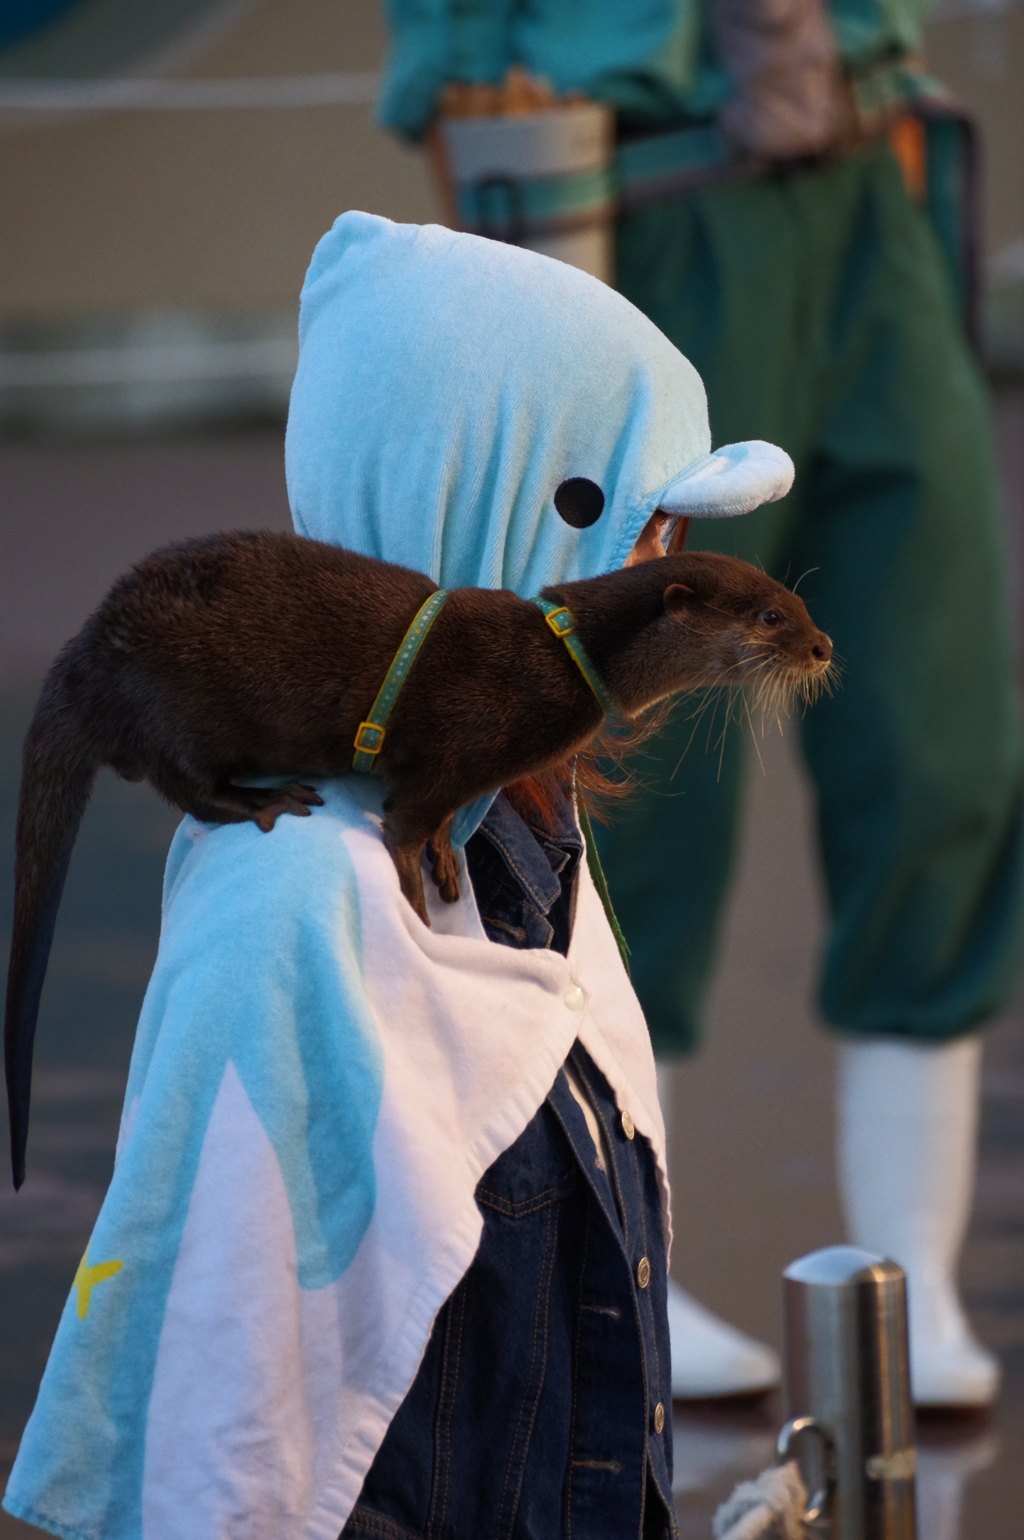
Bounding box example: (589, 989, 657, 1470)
(563, 984, 585, 1011)
(621, 1110, 635, 1139)
(653, 1402, 665, 1434)
(636, 1256, 651, 1289)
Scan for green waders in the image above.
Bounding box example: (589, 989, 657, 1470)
(596, 140, 1024, 1055)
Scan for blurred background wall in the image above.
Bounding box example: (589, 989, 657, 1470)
(0, 0, 439, 432)
(0, 0, 1020, 436)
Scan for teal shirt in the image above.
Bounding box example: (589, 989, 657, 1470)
(379, 0, 936, 138)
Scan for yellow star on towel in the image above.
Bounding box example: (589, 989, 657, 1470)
(73, 1249, 123, 1320)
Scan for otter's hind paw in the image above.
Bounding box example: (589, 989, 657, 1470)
(381, 834, 430, 926)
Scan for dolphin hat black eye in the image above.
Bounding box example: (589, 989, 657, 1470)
(554, 478, 605, 529)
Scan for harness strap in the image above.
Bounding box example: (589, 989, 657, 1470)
(352, 586, 628, 969)
(533, 601, 629, 969)
(532, 597, 616, 715)
(352, 589, 450, 773)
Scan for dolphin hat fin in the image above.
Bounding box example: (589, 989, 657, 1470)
(658, 440, 794, 518)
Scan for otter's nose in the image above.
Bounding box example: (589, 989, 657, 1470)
(811, 634, 832, 664)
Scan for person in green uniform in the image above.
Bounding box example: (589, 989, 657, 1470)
(378, 0, 1023, 1408)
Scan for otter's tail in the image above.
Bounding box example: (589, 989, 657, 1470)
(5, 665, 98, 1189)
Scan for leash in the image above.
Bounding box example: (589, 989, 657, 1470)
(352, 589, 450, 772)
(576, 798, 631, 976)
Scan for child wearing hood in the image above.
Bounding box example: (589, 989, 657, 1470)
(4, 215, 793, 1540)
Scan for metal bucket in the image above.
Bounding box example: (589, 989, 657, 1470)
(435, 103, 616, 283)
(779, 1245, 916, 1538)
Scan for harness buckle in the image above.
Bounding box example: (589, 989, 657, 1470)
(543, 606, 575, 639)
(354, 722, 385, 756)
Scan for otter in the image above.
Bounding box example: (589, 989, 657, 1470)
(5, 530, 831, 1187)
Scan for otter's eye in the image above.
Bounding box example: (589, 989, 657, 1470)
(760, 609, 781, 627)
(554, 478, 605, 529)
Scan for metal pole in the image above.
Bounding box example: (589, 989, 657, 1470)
(778, 1245, 917, 1539)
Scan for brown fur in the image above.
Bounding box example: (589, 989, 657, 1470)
(5, 530, 831, 1187)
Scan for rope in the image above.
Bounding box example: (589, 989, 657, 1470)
(713, 1462, 809, 1540)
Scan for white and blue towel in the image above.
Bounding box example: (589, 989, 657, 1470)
(6, 776, 664, 1540)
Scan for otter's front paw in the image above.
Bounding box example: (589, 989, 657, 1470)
(428, 830, 461, 905)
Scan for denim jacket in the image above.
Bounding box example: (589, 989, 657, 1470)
(341, 793, 677, 1540)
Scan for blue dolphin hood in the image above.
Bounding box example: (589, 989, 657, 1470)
(285, 211, 791, 595)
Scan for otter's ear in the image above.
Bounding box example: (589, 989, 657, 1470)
(664, 583, 694, 616)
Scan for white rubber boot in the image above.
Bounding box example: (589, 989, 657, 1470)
(657, 1062, 781, 1399)
(837, 1036, 1000, 1407)
(665, 1278, 782, 1398)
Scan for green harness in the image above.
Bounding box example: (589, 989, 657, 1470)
(350, 588, 629, 971)
(531, 598, 616, 714)
(351, 591, 614, 773)
(351, 589, 451, 773)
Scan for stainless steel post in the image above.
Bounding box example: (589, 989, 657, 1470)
(779, 1245, 916, 1539)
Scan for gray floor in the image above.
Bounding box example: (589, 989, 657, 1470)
(1, 403, 1023, 1538)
